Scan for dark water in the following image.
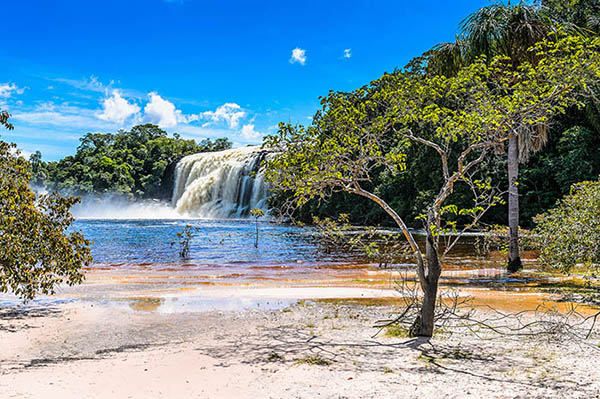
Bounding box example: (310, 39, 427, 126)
(75, 219, 341, 267)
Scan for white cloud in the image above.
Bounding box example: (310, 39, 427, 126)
(10, 147, 32, 159)
(143, 92, 182, 128)
(8, 77, 268, 151)
(97, 90, 140, 124)
(241, 123, 262, 140)
(202, 103, 245, 129)
(53, 75, 105, 93)
(0, 83, 25, 98)
(290, 48, 307, 65)
(344, 48, 352, 58)
(12, 103, 117, 131)
(51, 75, 145, 100)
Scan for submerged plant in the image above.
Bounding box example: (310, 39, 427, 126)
(475, 224, 535, 263)
(250, 208, 265, 248)
(172, 224, 197, 258)
(312, 214, 409, 268)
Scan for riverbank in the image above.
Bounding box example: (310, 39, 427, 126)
(1, 273, 599, 398)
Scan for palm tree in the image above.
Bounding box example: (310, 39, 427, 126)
(541, 0, 600, 34)
(427, 1, 556, 272)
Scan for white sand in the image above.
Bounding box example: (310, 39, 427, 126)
(1, 294, 599, 399)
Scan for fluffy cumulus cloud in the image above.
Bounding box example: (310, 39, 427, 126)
(97, 90, 140, 124)
(143, 92, 183, 128)
(241, 123, 262, 140)
(202, 103, 245, 129)
(344, 48, 352, 58)
(93, 91, 249, 132)
(0, 83, 25, 98)
(8, 72, 266, 150)
(290, 48, 307, 65)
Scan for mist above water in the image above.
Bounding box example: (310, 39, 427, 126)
(70, 195, 183, 220)
(69, 146, 271, 220)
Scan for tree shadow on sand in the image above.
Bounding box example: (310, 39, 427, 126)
(193, 324, 583, 395)
(0, 305, 62, 332)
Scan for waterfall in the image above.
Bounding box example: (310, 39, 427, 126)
(171, 146, 270, 218)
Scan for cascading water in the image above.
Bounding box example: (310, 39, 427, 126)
(171, 146, 270, 218)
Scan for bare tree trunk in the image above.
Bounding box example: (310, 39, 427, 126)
(354, 186, 442, 337)
(418, 229, 442, 337)
(507, 135, 522, 272)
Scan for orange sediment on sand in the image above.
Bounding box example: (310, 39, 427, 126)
(459, 288, 600, 316)
(78, 260, 600, 316)
(127, 297, 165, 312)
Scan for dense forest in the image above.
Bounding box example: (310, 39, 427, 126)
(269, 0, 600, 229)
(30, 124, 231, 200)
(272, 105, 600, 228)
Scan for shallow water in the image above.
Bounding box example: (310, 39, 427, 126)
(76, 219, 337, 266)
(70, 218, 539, 293)
(1, 219, 593, 314)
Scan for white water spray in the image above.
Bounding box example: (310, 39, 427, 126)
(171, 146, 270, 218)
(71, 195, 181, 219)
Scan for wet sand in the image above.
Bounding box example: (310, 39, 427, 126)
(1, 265, 599, 398)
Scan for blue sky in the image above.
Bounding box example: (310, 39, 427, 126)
(0, 0, 490, 160)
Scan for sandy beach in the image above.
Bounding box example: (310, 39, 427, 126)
(1, 268, 599, 399)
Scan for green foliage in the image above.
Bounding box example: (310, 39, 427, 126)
(541, 0, 600, 34)
(293, 356, 333, 366)
(0, 114, 92, 301)
(384, 324, 410, 338)
(532, 179, 600, 273)
(33, 124, 232, 199)
(0, 110, 14, 130)
(265, 33, 600, 227)
(434, 2, 552, 76)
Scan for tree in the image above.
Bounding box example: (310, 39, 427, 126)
(541, 0, 600, 34)
(0, 112, 92, 301)
(427, 1, 559, 273)
(532, 178, 600, 273)
(264, 35, 600, 336)
(33, 124, 233, 199)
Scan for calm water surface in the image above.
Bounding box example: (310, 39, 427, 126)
(75, 219, 349, 267)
